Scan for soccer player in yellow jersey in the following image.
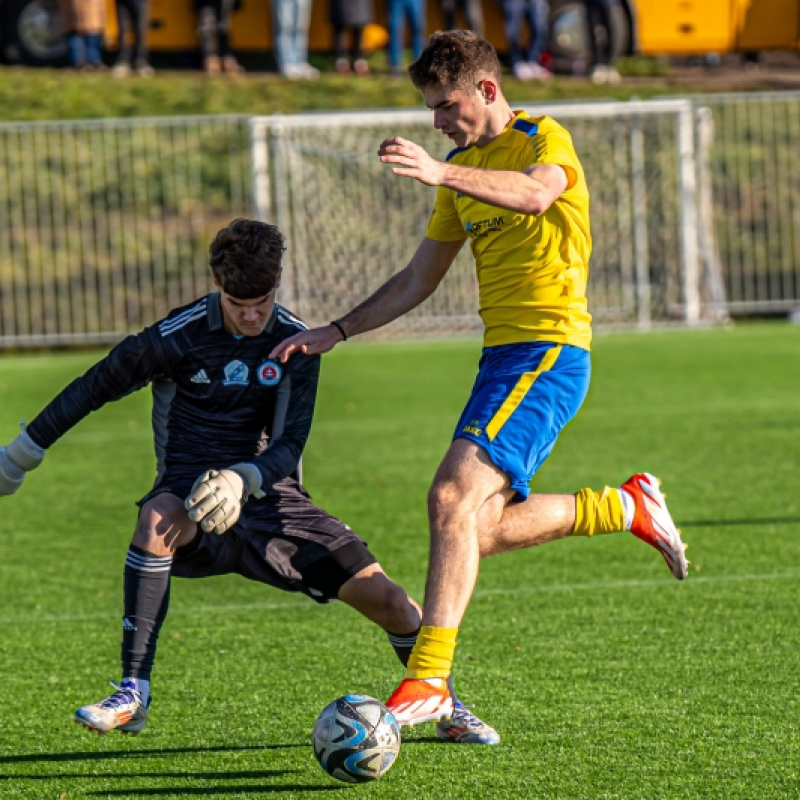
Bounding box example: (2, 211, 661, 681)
(271, 30, 688, 740)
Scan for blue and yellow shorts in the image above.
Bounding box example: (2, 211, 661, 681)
(453, 341, 591, 500)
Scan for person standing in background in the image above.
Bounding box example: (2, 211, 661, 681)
(584, 0, 620, 83)
(197, 0, 245, 74)
(59, 0, 106, 70)
(330, 0, 374, 75)
(441, 0, 483, 38)
(500, 0, 552, 80)
(111, 0, 153, 77)
(273, 0, 320, 79)
(386, 0, 425, 74)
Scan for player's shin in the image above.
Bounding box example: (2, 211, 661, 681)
(121, 545, 173, 691)
(571, 486, 627, 537)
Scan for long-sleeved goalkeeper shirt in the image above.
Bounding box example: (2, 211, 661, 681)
(26, 293, 319, 492)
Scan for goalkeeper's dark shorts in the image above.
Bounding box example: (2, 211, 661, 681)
(137, 474, 376, 604)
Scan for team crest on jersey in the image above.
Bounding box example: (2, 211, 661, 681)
(222, 360, 249, 386)
(256, 360, 282, 386)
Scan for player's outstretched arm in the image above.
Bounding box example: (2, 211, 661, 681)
(0, 428, 46, 496)
(271, 237, 463, 363)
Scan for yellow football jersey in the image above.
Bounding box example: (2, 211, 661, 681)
(426, 111, 592, 350)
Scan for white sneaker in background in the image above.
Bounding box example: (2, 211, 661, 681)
(526, 63, 554, 81)
(513, 62, 533, 80)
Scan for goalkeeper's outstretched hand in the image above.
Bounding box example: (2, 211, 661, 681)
(0, 429, 45, 496)
(185, 464, 262, 535)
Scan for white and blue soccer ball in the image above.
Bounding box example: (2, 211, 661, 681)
(312, 694, 401, 783)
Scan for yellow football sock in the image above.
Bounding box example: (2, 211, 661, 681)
(406, 626, 458, 680)
(572, 486, 626, 536)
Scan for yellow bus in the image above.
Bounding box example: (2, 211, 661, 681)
(1, 0, 798, 71)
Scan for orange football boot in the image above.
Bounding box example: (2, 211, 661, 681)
(385, 678, 454, 727)
(621, 472, 689, 580)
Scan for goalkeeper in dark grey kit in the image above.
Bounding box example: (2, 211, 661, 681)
(0, 218, 497, 744)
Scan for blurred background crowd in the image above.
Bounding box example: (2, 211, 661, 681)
(0, 0, 665, 84)
(1, 0, 798, 84)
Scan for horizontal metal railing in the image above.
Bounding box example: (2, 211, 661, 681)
(0, 93, 797, 349)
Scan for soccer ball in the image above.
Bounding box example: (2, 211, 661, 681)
(311, 694, 401, 783)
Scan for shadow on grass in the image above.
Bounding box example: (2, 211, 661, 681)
(2, 752, 345, 796)
(87, 786, 343, 796)
(0, 770, 291, 781)
(0, 743, 305, 764)
(681, 516, 800, 529)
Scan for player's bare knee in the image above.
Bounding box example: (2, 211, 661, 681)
(133, 493, 196, 554)
(427, 480, 470, 533)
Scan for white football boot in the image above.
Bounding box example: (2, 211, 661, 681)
(74, 680, 150, 735)
(436, 702, 500, 745)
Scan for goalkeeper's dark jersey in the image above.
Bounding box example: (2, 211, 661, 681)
(26, 294, 319, 492)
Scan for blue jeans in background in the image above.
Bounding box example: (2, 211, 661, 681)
(501, 0, 549, 68)
(387, 0, 425, 70)
(272, 0, 313, 73)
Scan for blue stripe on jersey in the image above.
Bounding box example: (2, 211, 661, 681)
(276, 306, 308, 331)
(512, 118, 539, 136)
(445, 145, 471, 161)
(159, 301, 207, 337)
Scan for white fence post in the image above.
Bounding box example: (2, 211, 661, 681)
(250, 117, 272, 225)
(677, 103, 701, 325)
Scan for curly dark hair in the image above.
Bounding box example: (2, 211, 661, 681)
(409, 30, 503, 92)
(208, 219, 286, 299)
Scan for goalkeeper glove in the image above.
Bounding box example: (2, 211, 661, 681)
(0, 428, 46, 496)
(184, 463, 263, 535)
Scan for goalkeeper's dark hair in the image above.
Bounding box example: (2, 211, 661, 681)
(209, 218, 286, 299)
(409, 30, 503, 92)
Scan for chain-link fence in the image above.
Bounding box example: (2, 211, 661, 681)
(0, 115, 252, 346)
(0, 93, 798, 348)
(698, 91, 800, 314)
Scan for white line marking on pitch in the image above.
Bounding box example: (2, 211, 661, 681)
(1, 570, 798, 626)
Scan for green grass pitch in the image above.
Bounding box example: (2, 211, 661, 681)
(1, 322, 799, 799)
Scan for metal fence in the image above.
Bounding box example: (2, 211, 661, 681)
(697, 91, 800, 314)
(0, 92, 798, 348)
(0, 115, 252, 346)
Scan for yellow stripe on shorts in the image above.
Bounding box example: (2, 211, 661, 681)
(485, 345, 563, 441)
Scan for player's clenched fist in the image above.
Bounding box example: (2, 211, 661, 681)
(0, 429, 46, 496)
(185, 464, 261, 534)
